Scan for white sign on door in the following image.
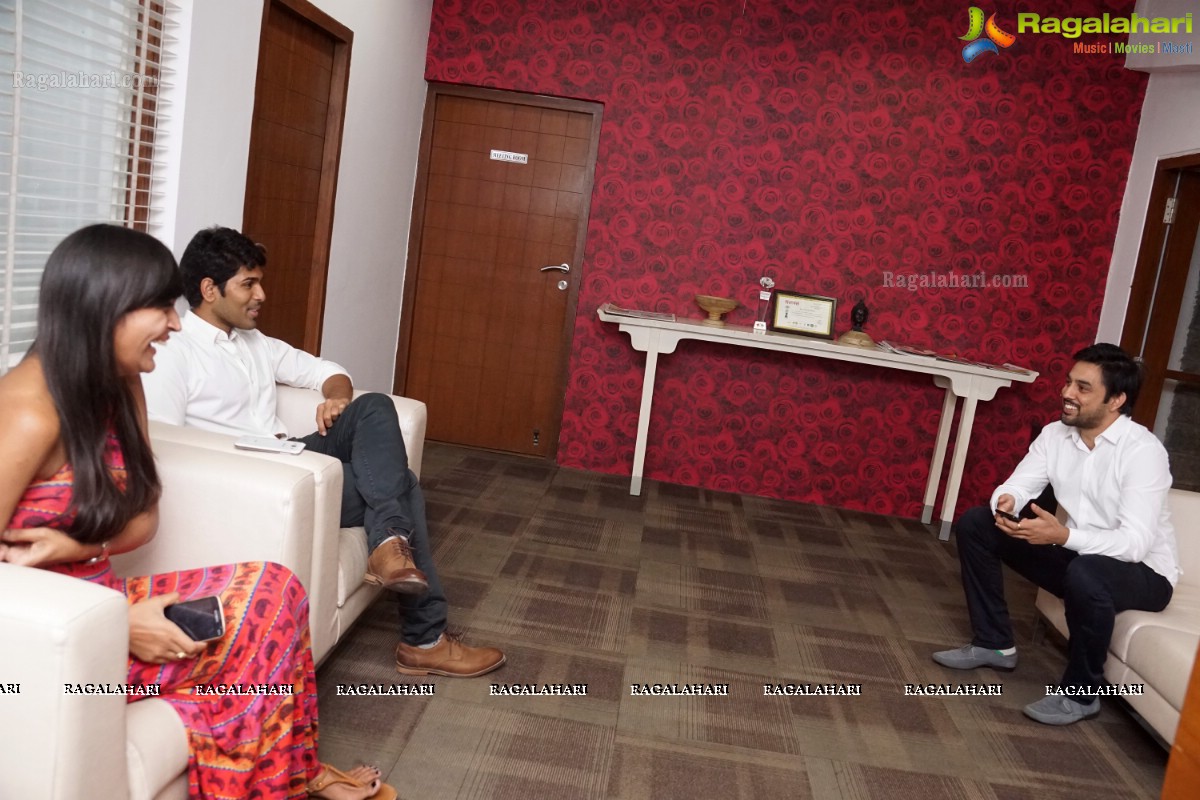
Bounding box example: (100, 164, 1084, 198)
(489, 149, 528, 164)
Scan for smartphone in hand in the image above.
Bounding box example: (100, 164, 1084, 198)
(995, 509, 1021, 523)
(164, 596, 226, 642)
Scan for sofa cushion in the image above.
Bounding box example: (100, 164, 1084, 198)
(336, 527, 370, 608)
(1123, 625, 1200, 712)
(1111, 582, 1200, 662)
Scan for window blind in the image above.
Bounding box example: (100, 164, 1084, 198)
(0, 0, 172, 369)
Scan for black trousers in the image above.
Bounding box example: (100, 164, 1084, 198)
(955, 505, 1172, 693)
(296, 393, 448, 646)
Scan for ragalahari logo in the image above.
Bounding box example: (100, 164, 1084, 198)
(959, 7, 1016, 62)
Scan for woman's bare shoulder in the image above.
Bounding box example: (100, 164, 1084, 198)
(0, 359, 64, 507)
(0, 359, 61, 443)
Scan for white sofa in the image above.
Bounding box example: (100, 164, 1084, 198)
(1036, 488, 1200, 745)
(145, 387, 428, 664)
(0, 388, 426, 800)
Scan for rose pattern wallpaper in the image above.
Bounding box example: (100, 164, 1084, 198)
(425, 0, 1146, 519)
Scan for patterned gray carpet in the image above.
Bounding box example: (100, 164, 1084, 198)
(314, 443, 1167, 799)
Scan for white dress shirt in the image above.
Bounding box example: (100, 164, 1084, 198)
(991, 415, 1180, 585)
(142, 310, 349, 438)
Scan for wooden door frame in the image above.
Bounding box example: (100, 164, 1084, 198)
(245, 0, 352, 354)
(393, 82, 604, 458)
(1120, 152, 1200, 427)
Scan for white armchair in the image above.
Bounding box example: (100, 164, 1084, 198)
(0, 389, 426, 800)
(0, 438, 321, 800)
(0, 563, 190, 800)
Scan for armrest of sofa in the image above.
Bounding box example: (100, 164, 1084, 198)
(143, 428, 341, 660)
(116, 437, 318, 583)
(275, 385, 428, 478)
(0, 563, 133, 800)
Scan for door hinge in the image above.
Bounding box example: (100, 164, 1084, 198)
(1164, 196, 1177, 224)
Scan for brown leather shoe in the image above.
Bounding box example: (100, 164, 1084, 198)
(395, 633, 505, 677)
(365, 534, 428, 595)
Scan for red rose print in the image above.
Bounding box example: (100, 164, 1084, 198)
(427, 0, 1145, 520)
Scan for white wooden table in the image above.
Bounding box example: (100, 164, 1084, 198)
(598, 308, 1038, 540)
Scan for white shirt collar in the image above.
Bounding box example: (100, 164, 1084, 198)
(183, 310, 243, 343)
(1066, 410, 1131, 450)
(1096, 412, 1132, 444)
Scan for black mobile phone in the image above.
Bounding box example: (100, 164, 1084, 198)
(996, 509, 1021, 523)
(164, 596, 226, 642)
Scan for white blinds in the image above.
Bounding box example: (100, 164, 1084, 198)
(0, 0, 172, 369)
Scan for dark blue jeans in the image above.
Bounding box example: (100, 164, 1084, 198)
(955, 505, 1172, 696)
(296, 392, 447, 645)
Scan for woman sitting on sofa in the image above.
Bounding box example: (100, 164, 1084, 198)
(0, 225, 393, 800)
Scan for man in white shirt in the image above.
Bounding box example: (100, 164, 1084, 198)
(143, 227, 504, 678)
(933, 344, 1178, 725)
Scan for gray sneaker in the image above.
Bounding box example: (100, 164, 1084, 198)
(931, 644, 1018, 671)
(1023, 694, 1100, 725)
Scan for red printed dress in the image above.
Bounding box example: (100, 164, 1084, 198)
(8, 435, 322, 799)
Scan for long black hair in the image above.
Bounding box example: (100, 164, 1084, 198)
(34, 224, 183, 543)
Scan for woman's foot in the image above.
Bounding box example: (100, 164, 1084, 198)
(308, 764, 385, 800)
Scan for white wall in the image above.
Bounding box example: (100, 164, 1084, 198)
(1126, 0, 1200, 72)
(162, 0, 432, 390)
(1097, 71, 1200, 342)
(310, 0, 433, 390)
(164, 0, 259, 252)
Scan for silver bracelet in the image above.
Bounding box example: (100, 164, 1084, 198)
(84, 541, 110, 565)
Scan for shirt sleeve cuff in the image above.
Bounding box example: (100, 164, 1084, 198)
(990, 485, 1026, 514)
(1062, 527, 1084, 551)
(317, 362, 351, 388)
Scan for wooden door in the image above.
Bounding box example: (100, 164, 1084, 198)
(1121, 159, 1200, 492)
(397, 85, 602, 457)
(242, 0, 351, 353)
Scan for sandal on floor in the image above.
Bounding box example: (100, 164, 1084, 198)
(307, 763, 397, 800)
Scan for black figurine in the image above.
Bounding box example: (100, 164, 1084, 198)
(838, 299, 875, 348)
(851, 299, 869, 332)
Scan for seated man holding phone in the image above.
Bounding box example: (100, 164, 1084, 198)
(932, 343, 1179, 725)
(142, 226, 504, 678)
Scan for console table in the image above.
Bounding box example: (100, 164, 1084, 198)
(598, 308, 1038, 540)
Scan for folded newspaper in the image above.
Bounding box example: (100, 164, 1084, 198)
(599, 302, 676, 322)
(879, 341, 1031, 374)
(878, 340, 937, 357)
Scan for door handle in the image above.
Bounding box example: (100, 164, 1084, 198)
(539, 263, 570, 273)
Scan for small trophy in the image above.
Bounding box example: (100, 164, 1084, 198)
(753, 276, 774, 334)
(837, 299, 875, 348)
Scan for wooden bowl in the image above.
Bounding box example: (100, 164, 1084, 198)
(694, 294, 739, 326)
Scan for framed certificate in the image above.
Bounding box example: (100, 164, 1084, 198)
(769, 291, 837, 338)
